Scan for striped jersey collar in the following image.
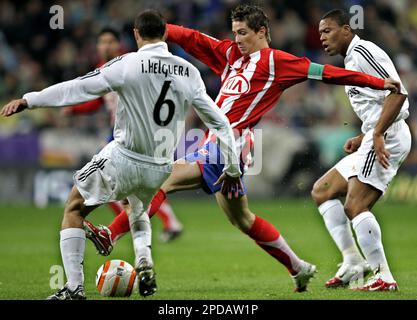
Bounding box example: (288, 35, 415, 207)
(346, 35, 361, 57)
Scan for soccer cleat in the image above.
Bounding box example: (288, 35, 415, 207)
(136, 260, 157, 297)
(355, 273, 398, 291)
(47, 284, 86, 300)
(326, 261, 372, 288)
(159, 228, 183, 243)
(83, 220, 113, 256)
(292, 261, 317, 292)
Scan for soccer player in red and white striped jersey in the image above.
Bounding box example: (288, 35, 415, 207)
(90, 4, 400, 292)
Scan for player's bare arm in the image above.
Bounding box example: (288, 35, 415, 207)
(0, 99, 28, 117)
(344, 133, 365, 154)
(373, 92, 408, 169)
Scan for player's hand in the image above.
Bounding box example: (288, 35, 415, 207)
(214, 172, 244, 199)
(373, 133, 390, 169)
(383, 78, 401, 94)
(0, 99, 28, 117)
(344, 134, 364, 154)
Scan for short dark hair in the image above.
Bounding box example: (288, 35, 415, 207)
(98, 27, 120, 41)
(321, 9, 351, 27)
(134, 10, 166, 40)
(231, 4, 271, 43)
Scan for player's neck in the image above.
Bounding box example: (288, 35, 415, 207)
(341, 33, 355, 57)
(137, 39, 164, 49)
(246, 42, 269, 56)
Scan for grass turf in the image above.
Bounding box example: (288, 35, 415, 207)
(0, 198, 416, 300)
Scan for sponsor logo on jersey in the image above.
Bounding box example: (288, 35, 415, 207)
(220, 74, 251, 96)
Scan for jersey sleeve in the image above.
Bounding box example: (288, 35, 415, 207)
(321, 64, 385, 90)
(167, 24, 234, 76)
(191, 73, 241, 177)
(274, 50, 385, 90)
(23, 55, 127, 109)
(274, 50, 310, 88)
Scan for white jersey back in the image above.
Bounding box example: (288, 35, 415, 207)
(108, 43, 200, 161)
(23, 42, 241, 176)
(344, 35, 409, 133)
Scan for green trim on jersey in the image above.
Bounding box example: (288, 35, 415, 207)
(307, 63, 324, 80)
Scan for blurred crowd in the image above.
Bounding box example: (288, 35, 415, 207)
(1, 0, 416, 174)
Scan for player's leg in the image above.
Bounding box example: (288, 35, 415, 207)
(148, 159, 204, 216)
(215, 193, 316, 292)
(83, 160, 200, 255)
(345, 177, 397, 290)
(48, 185, 98, 300)
(108, 201, 124, 216)
(157, 200, 184, 243)
(311, 166, 368, 287)
(347, 122, 411, 291)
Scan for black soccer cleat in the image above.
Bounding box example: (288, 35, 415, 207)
(47, 284, 86, 300)
(136, 261, 157, 297)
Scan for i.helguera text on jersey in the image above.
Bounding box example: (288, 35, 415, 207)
(141, 59, 190, 77)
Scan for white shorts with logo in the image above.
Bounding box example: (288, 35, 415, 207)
(334, 120, 411, 194)
(73, 141, 172, 208)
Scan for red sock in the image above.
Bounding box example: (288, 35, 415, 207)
(156, 207, 171, 230)
(108, 210, 130, 241)
(246, 216, 297, 275)
(148, 189, 166, 218)
(108, 201, 123, 216)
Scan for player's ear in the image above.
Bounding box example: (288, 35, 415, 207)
(258, 26, 266, 40)
(133, 28, 140, 42)
(342, 25, 352, 36)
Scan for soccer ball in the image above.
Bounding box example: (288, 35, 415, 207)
(95, 259, 137, 297)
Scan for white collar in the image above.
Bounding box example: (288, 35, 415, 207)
(138, 41, 168, 52)
(346, 34, 361, 57)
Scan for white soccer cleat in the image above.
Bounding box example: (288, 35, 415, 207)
(326, 261, 371, 288)
(353, 272, 398, 291)
(292, 261, 317, 292)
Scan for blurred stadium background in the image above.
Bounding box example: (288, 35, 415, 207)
(0, 0, 417, 300)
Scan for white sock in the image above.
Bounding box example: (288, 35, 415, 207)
(260, 235, 303, 274)
(352, 211, 395, 283)
(319, 199, 364, 265)
(60, 228, 86, 290)
(129, 211, 153, 268)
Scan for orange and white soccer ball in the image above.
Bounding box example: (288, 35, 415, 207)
(95, 259, 137, 297)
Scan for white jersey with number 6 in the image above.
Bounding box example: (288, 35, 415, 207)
(23, 42, 240, 177)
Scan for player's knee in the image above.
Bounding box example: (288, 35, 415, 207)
(229, 209, 254, 233)
(311, 181, 328, 206)
(64, 196, 84, 217)
(344, 201, 366, 220)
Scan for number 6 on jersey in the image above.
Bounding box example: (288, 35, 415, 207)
(154, 80, 175, 126)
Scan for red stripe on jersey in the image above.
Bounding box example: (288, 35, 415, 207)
(219, 49, 279, 130)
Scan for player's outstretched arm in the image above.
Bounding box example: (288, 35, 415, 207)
(320, 63, 400, 92)
(1, 99, 28, 117)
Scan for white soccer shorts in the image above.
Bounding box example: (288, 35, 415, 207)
(334, 120, 411, 194)
(73, 140, 172, 206)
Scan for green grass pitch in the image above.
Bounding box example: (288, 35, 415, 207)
(0, 198, 416, 300)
